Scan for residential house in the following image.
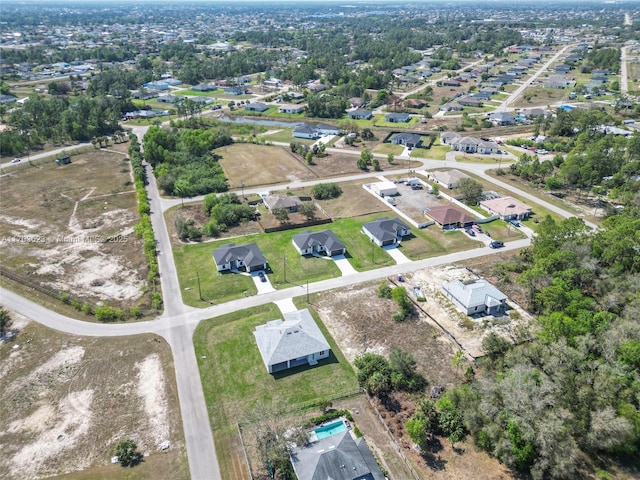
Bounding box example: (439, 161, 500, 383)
(245, 102, 269, 112)
(442, 279, 508, 315)
(157, 94, 185, 103)
(439, 102, 463, 112)
(212, 242, 267, 272)
(224, 86, 246, 95)
(293, 124, 319, 139)
(348, 109, 373, 120)
(424, 205, 475, 229)
(404, 98, 428, 109)
(554, 64, 572, 74)
(308, 83, 327, 93)
(488, 111, 516, 126)
(254, 309, 331, 374)
(292, 230, 346, 257)
(473, 91, 492, 102)
(480, 196, 532, 220)
(290, 430, 385, 480)
(0, 94, 17, 104)
(264, 78, 282, 88)
(132, 91, 158, 101)
(143, 80, 170, 91)
(428, 169, 471, 189)
(520, 107, 552, 119)
(458, 96, 483, 108)
(385, 112, 411, 123)
(263, 194, 303, 212)
(348, 97, 363, 108)
(391, 133, 422, 148)
(278, 104, 305, 114)
(314, 124, 340, 136)
(362, 217, 411, 246)
(191, 83, 217, 92)
(440, 131, 462, 145)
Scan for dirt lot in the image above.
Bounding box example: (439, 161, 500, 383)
(312, 271, 526, 479)
(0, 149, 148, 310)
(382, 179, 452, 224)
(0, 313, 188, 480)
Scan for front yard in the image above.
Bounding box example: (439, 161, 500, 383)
(193, 304, 358, 480)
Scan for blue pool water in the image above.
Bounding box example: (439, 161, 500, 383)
(559, 105, 575, 112)
(314, 420, 348, 440)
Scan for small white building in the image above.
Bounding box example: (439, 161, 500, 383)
(370, 181, 397, 197)
(443, 279, 508, 315)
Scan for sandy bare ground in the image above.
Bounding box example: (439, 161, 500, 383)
(0, 151, 147, 309)
(0, 316, 186, 479)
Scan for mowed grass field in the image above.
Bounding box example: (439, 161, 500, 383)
(217, 143, 317, 188)
(0, 320, 188, 480)
(193, 304, 358, 480)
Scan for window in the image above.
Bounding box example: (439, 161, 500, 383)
(319, 351, 325, 355)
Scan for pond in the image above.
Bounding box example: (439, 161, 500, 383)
(218, 116, 302, 128)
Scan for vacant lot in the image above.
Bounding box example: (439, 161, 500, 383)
(512, 85, 569, 108)
(193, 304, 359, 480)
(0, 313, 187, 480)
(218, 143, 317, 188)
(0, 150, 148, 310)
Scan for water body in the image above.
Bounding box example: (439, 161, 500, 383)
(218, 116, 301, 128)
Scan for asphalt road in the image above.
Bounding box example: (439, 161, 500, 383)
(0, 142, 91, 170)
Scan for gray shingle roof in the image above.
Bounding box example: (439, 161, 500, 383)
(290, 430, 385, 480)
(253, 309, 330, 369)
(212, 242, 266, 269)
(363, 217, 410, 244)
(443, 279, 507, 310)
(292, 230, 345, 253)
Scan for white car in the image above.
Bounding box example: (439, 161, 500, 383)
(11, 157, 21, 163)
(537, 149, 548, 155)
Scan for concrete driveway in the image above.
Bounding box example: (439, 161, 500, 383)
(332, 255, 358, 275)
(383, 244, 412, 264)
(252, 271, 276, 294)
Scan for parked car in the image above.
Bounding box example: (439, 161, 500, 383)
(397, 275, 404, 282)
(211, 104, 222, 110)
(489, 241, 504, 249)
(537, 149, 548, 155)
(465, 228, 475, 236)
(11, 157, 21, 163)
(510, 220, 520, 228)
(258, 271, 267, 282)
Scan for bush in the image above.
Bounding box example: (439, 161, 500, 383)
(377, 282, 392, 298)
(311, 183, 342, 200)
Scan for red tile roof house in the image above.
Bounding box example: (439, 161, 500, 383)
(479, 196, 532, 221)
(424, 205, 475, 230)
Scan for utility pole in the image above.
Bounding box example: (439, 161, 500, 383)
(306, 280, 309, 304)
(196, 271, 203, 301)
(371, 240, 375, 264)
(241, 180, 245, 201)
(283, 254, 287, 283)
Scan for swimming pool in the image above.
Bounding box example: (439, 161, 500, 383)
(314, 420, 348, 440)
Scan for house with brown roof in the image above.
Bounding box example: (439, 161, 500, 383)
(424, 205, 475, 229)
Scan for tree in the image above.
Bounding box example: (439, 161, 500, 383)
(299, 202, 317, 221)
(0, 307, 12, 337)
(273, 207, 290, 224)
(451, 350, 467, 377)
(311, 183, 342, 200)
(113, 438, 140, 467)
(372, 157, 381, 171)
(387, 153, 394, 165)
(457, 178, 483, 205)
(357, 149, 373, 170)
(305, 150, 313, 165)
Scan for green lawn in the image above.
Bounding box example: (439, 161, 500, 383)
(372, 143, 404, 155)
(173, 244, 257, 307)
(194, 304, 358, 480)
(328, 215, 396, 270)
(174, 88, 223, 96)
(480, 220, 527, 242)
(399, 227, 478, 260)
(372, 115, 420, 128)
(411, 145, 448, 160)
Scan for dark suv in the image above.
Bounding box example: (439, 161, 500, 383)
(489, 241, 504, 249)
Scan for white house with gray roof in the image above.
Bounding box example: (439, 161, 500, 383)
(290, 429, 385, 480)
(292, 230, 346, 257)
(254, 309, 331, 374)
(443, 279, 508, 315)
(212, 242, 267, 273)
(362, 217, 411, 246)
